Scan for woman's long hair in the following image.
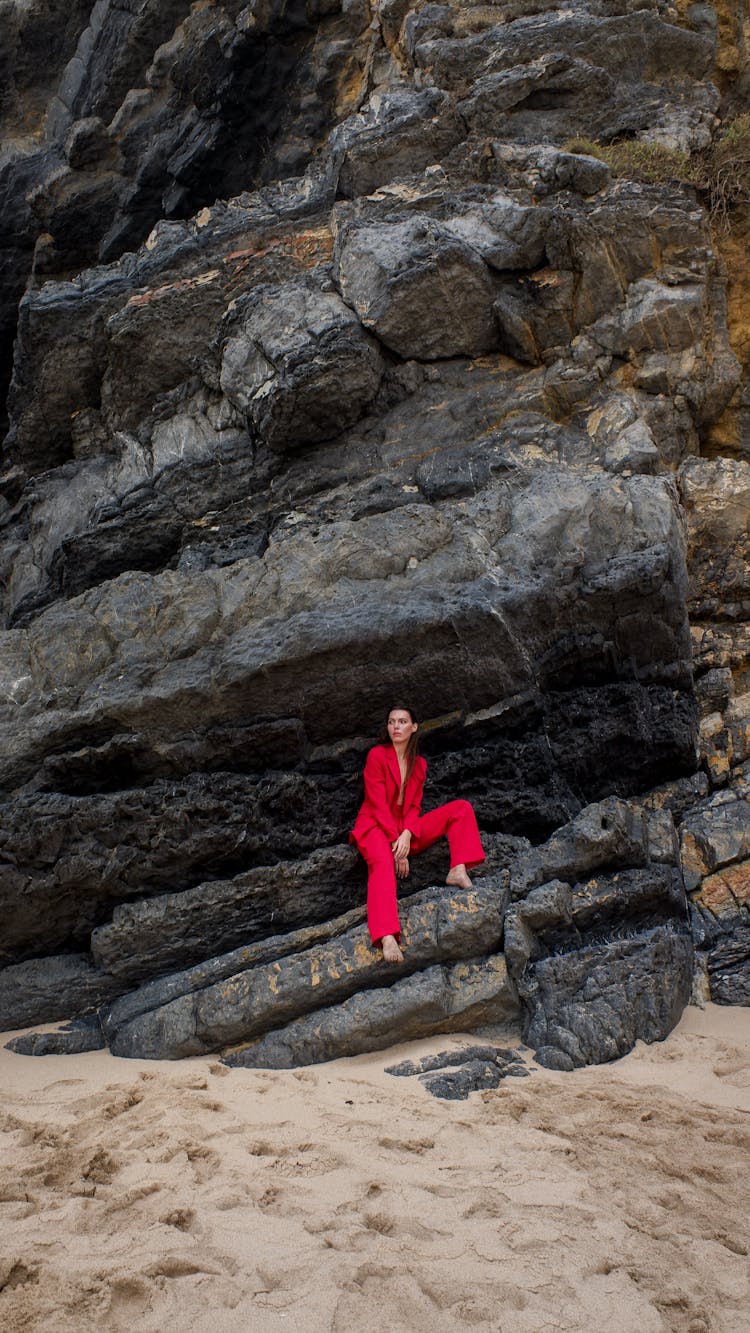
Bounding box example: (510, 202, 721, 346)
(378, 704, 420, 797)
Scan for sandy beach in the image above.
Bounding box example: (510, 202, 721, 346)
(1, 1003, 749, 1333)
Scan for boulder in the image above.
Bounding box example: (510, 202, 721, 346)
(509, 797, 655, 898)
(528, 927, 693, 1070)
(333, 215, 499, 359)
(384, 1043, 530, 1100)
(503, 798, 692, 1067)
(220, 280, 384, 449)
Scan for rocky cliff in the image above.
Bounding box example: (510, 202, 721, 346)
(1, 0, 748, 1067)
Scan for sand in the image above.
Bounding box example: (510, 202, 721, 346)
(1, 1002, 749, 1333)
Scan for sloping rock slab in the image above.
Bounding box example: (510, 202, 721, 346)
(0, 953, 125, 1032)
(100, 899, 371, 1038)
(223, 955, 518, 1069)
(92, 834, 518, 986)
(107, 880, 508, 1059)
(91, 844, 362, 983)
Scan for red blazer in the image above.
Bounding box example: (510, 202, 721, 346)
(350, 744, 427, 845)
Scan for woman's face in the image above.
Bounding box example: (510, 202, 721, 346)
(387, 710, 417, 744)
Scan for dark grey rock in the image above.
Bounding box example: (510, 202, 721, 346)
(640, 772, 710, 821)
(680, 794, 750, 879)
(108, 880, 509, 1059)
(503, 803, 693, 1067)
(509, 797, 655, 898)
(439, 192, 548, 273)
(220, 279, 384, 449)
(100, 898, 370, 1039)
(63, 116, 113, 169)
(533, 1046, 576, 1072)
(0, 0, 742, 1062)
(223, 953, 518, 1068)
(92, 831, 516, 986)
(420, 1057, 528, 1100)
(97, 835, 517, 1021)
(709, 965, 750, 1006)
(385, 1042, 530, 1099)
(707, 925, 750, 1005)
(412, 10, 714, 92)
(521, 926, 693, 1068)
(6, 1013, 105, 1056)
(0, 773, 368, 964)
(332, 87, 463, 198)
(91, 845, 362, 983)
(0, 953, 125, 1032)
(334, 214, 500, 359)
(569, 864, 687, 933)
(502, 880, 572, 976)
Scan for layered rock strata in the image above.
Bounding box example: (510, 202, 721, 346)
(1, 0, 748, 1062)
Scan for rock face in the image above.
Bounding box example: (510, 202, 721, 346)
(504, 798, 693, 1069)
(1, 0, 749, 1064)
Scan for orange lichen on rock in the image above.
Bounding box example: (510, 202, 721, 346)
(697, 859, 750, 916)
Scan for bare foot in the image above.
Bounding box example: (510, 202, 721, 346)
(381, 934, 404, 964)
(446, 864, 473, 890)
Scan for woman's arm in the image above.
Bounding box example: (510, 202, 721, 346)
(362, 747, 399, 841)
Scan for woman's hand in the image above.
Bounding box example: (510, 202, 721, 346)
(395, 855, 410, 879)
(391, 831, 412, 861)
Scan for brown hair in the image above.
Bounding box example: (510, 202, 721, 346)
(378, 704, 420, 796)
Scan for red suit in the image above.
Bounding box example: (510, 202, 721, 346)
(350, 744, 485, 944)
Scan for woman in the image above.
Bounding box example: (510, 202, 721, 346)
(350, 706, 485, 964)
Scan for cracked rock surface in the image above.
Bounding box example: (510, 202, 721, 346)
(1, 0, 749, 1063)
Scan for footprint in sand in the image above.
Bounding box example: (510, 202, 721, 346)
(0, 1259, 40, 1292)
(169, 1074, 208, 1091)
(362, 1209, 448, 1241)
(378, 1136, 435, 1154)
(713, 1054, 750, 1087)
(82, 1148, 122, 1185)
(247, 1138, 281, 1157)
(158, 1206, 196, 1232)
(462, 1188, 512, 1219)
(102, 1088, 145, 1119)
(715, 1230, 749, 1256)
(256, 1185, 284, 1212)
(104, 1274, 152, 1323)
(210, 1186, 254, 1211)
(39, 1078, 85, 1091)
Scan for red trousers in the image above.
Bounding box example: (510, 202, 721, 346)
(354, 800, 485, 945)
